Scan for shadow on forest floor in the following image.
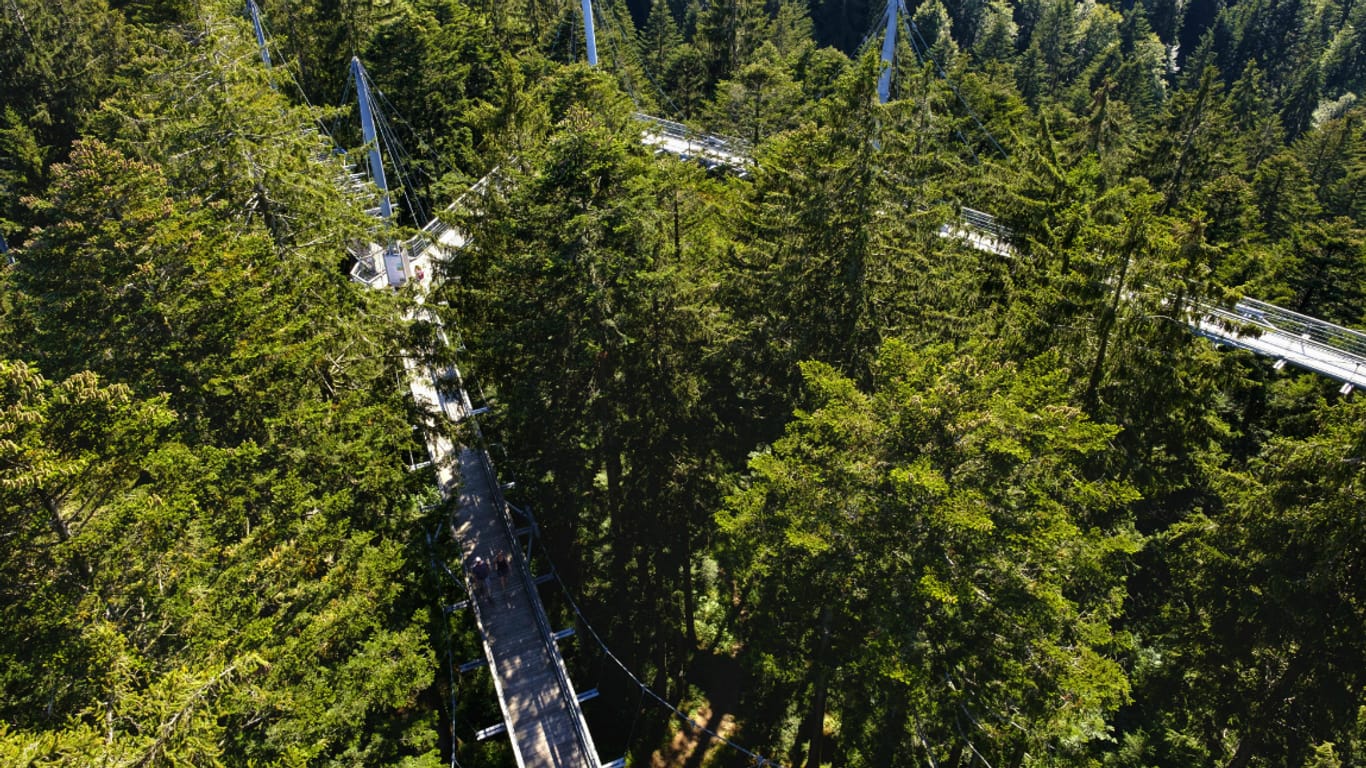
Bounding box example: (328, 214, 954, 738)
(651, 649, 746, 768)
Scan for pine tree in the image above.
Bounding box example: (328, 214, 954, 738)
(695, 0, 769, 87)
(641, 0, 682, 84)
(708, 42, 803, 144)
(972, 0, 1019, 64)
(717, 342, 1140, 766)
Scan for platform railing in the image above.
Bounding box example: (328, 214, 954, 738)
(1221, 297, 1366, 358)
(960, 207, 1012, 242)
(1192, 298, 1366, 387)
(633, 112, 752, 166)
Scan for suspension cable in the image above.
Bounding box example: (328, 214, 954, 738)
(371, 83, 452, 217)
(856, 0, 895, 60)
(354, 65, 430, 228)
(538, 550, 784, 767)
(895, 0, 1008, 160)
(246, 0, 343, 146)
(623, 6, 686, 118)
(594, 0, 642, 105)
(614, 0, 688, 118)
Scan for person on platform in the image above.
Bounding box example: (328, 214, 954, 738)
(495, 550, 511, 596)
(471, 556, 491, 600)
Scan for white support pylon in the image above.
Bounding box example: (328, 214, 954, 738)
(581, 0, 599, 66)
(877, 0, 899, 103)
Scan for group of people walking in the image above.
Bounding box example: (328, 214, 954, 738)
(470, 550, 511, 603)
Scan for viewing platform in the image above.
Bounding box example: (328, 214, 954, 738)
(938, 206, 1014, 257)
(635, 113, 752, 171)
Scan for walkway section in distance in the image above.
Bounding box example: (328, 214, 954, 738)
(635, 113, 752, 172)
(1193, 298, 1366, 391)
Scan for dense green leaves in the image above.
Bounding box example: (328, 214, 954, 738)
(718, 344, 1140, 764)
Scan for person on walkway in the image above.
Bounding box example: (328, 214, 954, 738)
(471, 556, 491, 600)
(494, 550, 511, 596)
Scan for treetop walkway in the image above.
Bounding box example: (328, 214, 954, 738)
(943, 212, 1366, 391)
(403, 337, 608, 768)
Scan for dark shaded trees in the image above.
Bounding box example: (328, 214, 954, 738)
(1125, 397, 1366, 767)
(441, 67, 741, 722)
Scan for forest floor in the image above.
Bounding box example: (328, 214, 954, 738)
(651, 650, 746, 768)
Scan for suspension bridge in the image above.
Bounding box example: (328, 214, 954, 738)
(944, 209, 1366, 391)
(244, 0, 1364, 763)
(1194, 298, 1366, 390)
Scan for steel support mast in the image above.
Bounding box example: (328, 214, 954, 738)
(247, 0, 272, 68)
(351, 57, 410, 286)
(352, 57, 393, 223)
(877, 0, 899, 103)
(581, 0, 599, 66)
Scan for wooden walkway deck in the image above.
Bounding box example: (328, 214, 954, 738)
(452, 447, 600, 768)
(404, 361, 600, 768)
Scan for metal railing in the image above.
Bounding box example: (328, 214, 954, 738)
(412, 300, 599, 766)
(408, 169, 499, 256)
(633, 112, 753, 167)
(633, 112, 691, 140)
(1193, 297, 1366, 387)
(1223, 297, 1366, 358)
(960, 207, 1012, 242)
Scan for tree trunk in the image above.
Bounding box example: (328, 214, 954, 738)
(43, 493, 93, 581)
(804, 603, 835, 768)
(870, 686, 912, 767)
(1085, 220, 1138, 409)
(673, 188, 682, 262)
(44, 493, 71, 543)
(1163, 70, 1214, 212)
(604, 435, 624, 541)
(682, 530, 698, 649)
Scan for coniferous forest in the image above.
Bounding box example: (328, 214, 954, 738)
(3, 0, 1366, 765)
